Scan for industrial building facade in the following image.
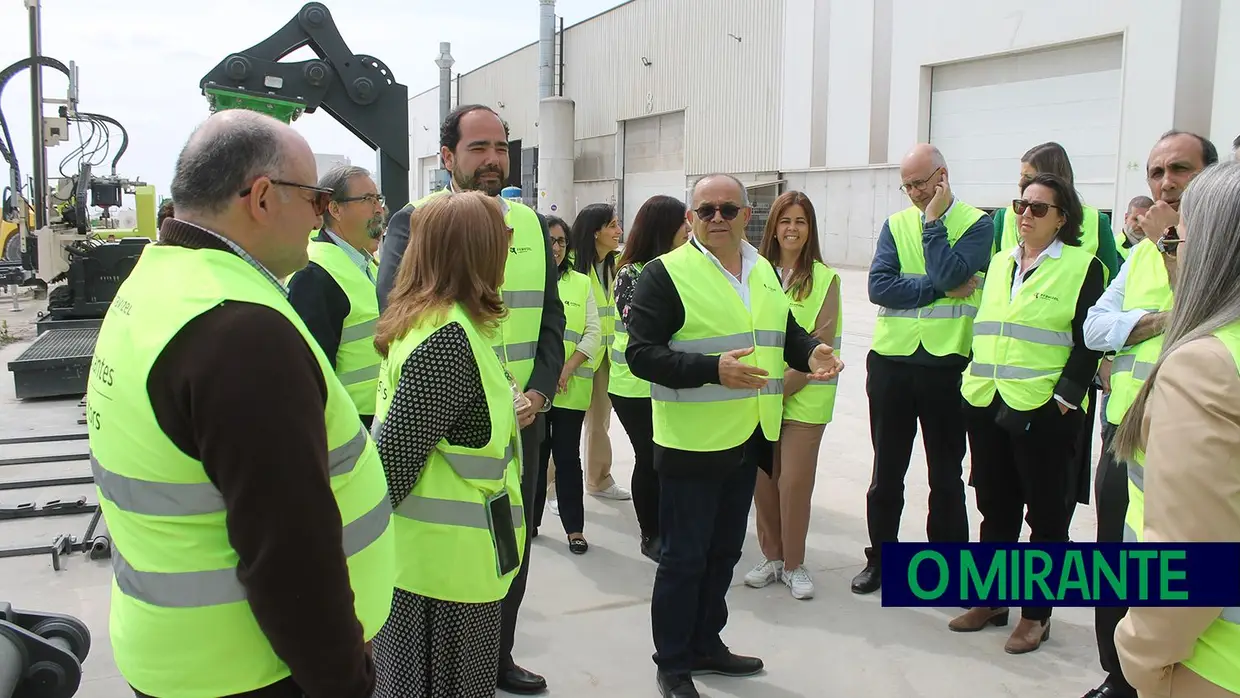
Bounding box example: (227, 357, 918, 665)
(407, 0, 1239, 268)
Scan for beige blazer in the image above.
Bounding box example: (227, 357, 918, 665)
(1114, 336, 1240, 698)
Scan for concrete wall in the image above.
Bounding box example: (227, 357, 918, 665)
(1210, 0, 1240, 158)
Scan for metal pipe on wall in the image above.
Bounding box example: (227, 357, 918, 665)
(27, 0, 46, 229)
(538, 0, 556, 100)
(434, 42, 455, 191)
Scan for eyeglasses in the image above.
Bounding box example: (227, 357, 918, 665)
(900, 167, 941, 193)
(239, 179, 335, 216)
(1012, 199, 1062, 218)
(338, 193, 385, 207)
(694, 204, 742, 221)
(549, 236, 567, 247)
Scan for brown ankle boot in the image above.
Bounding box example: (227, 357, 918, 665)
(1004, 618, 1050, 654)
(948, 606, 1009, 632)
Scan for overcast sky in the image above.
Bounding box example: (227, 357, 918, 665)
(0, 0, 623, 205)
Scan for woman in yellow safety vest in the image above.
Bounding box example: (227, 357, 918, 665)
(569, 202, 632, 501)
(369, 191, 526, 698)
(991, 142, 1119, 524)
(742, 191, 842, 602)
(609, 195, 690, 561)
(953, 173, 1105, 654)
(1112, 161, 1240, 698)
(532, 215, 602, 554)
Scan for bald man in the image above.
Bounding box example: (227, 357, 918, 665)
(853, 144, 994, 595)
(86, 109, 395, 698)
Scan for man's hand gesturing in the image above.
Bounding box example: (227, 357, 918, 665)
(717, 347, 769, 389)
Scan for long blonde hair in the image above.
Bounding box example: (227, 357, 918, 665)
(1112, 162, 1240, 460)
(374, 191, 510, 356)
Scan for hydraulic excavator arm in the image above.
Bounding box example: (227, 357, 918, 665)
(199, 2, 410, 212)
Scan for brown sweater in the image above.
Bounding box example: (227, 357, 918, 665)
(132, 220, 373, 698)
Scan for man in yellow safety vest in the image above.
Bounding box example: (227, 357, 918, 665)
(376, 104, 564, 696)
(288, 165, 387, 428)
(1080, 129, 1218, 698)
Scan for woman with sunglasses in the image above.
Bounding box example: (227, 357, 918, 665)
(744, 191, 841, 601)
(609, 195, 690, 561)
(531, 215, 601, 554)
(952, 173, 1105, 654)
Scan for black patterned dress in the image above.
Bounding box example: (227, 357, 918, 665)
(371, 321, 503, 698)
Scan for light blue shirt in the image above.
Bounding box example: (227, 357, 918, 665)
(1083, 262, 1150, 352)
(323, 228, 376, 284)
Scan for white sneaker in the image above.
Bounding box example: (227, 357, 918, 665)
(589, 483, 632, 501)
(743, 559, 782, 588)
(782, 565, 815, 600)
(548, 499, 559, 516)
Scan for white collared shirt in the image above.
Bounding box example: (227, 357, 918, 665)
(1010, 238, 1064, 301)
(322, 228, 377, 283)
(691, 237, 759, 309)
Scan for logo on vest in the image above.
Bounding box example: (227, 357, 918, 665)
(509, 245, 533, 254)
(1034, 292, 1061, 302)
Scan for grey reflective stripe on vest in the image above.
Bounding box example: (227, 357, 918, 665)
(565, 329, 583, 344)
(1123, 523, 1139, 543)
(1133, 362, 1154, 380)
(93, 427, 369, 516)
(972, 321, 1073, 348)
(340, 317, 379, 344)
(669, 331, 784, 355)
(614, 318, 626, 333)
(339, 363, 381, 386)
(1128, 464, 1144, 493)
(574, 365, 594, 379)
(395, 494, 525, 529)
(878, 305, 978, 320)
(1223, 607, 1240, 623)
(503, 290, 544, 309)
(598, 306, 615, 318)
(494, 342, 538, 363)
(968, 363, 1059, 380)
(651, 379, 784, 403)
(443, 443, 514, 481)
(611, 348, 626, 365)
(111, 496, 392, 608)
(1113, 353, 1137, 373)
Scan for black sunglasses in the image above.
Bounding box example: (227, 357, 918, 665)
(1012, 199, 1062, 219)
(239, 179, 335, 216)
(694, 204, 742, 221)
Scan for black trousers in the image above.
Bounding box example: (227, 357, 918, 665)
(1094, 417, 1137, 696)
(534, 407, 587, 534)
(966, 396, 1082, 621)
(650, 458, 756, 676)
(610, 394, 660, 541)
(499, 412, 544, 670)
(864, 351, 970, 564)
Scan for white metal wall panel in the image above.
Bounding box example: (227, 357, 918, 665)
(622, 112, 686, 230)
(562, 0, 785, 175)
(929, 37, 1123, 211)
(459, 44, 541, 145)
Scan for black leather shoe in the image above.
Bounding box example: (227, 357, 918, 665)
(656, 671, 700, 698)
(641, 536, 662, 563)
(851, 564, 881, 594)
(692, 650, 763, 677)
(497, 664, 547, 694)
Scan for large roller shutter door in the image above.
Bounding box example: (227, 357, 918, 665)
(622, 111, 686, 231)
(929, 36, 1123, 212)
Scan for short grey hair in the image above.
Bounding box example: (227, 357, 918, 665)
(319, 165, 373, 226)
(169, 112, 287, 215)
(691, 173, 751, 207)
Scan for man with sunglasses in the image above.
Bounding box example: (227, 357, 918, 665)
(625, 173, 844, 698)
(854, 143, 994, 595)
(86, 109, 395, 698)
(288, 165, 387, 429)
(376, 103, 563, 696)
(1079, 130, 1218, 698)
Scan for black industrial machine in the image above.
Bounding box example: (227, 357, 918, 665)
(0, 603, 91, 698)
(199, 1, 411, 212)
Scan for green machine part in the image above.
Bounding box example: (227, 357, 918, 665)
(205, 87, 305, 124)
(134, 184, 157, 238)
